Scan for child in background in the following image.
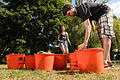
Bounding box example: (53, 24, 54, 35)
(58, 25, 71, 55)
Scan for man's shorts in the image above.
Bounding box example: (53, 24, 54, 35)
(97, 10, 115, 47)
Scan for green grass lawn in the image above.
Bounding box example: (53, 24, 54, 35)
(0, 64, 120, 80)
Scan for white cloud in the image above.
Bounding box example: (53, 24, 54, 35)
(106, 1, 120, 18)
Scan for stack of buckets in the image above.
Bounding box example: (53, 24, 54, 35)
(6, 48, 104, 73)
(68, 48, 104, 73)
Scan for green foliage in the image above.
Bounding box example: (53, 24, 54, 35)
(0, 0, 71, 55)
(111, 18, 120, 50)
(68, 17, 85, 51)
(88, 31, 101, 48)
(0, 0, 120, 57)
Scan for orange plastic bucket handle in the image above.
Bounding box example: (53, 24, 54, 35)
(18, 57, 24, 64)
(19, 57, 23, 60)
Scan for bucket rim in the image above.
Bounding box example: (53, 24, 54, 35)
(75, 48, 104, 52)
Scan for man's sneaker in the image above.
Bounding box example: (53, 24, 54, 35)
(107, 62, 114, 67)
(104, 65, 110, 69)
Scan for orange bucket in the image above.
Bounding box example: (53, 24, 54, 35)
(6, 54, 25, 69)
(53, 54, 67, 70)
(25, 55, 35, 69)
(35, 54, 54, 71)
(76, 48, 104, 73)
(68, 53, 79, 70)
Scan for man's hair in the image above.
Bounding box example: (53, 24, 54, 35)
(63, 4, 73, 16)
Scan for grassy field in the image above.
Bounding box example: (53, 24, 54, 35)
(0, 64, 120, 80)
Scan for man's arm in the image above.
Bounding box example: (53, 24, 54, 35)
(90, 20, 96, 32)
(83, 19, 91, 48)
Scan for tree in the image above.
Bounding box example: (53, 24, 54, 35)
(0, 0, 72, 57)
(0, 0, 119, 60)
(111, 17, 120, 50)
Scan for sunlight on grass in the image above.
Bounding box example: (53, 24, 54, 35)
(0, 64, 120, 80)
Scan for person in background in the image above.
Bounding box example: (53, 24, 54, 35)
(58, 25, 71, 55)
(62, 3, 115, 68)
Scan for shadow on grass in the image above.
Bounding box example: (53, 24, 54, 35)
(0, 67, 36, 71)
(0, 64, 35, 71)
(53, 68, 85, 75)
(0, 68, 9, 70)
(0, 65, 8, 70)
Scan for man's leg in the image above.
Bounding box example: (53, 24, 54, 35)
(97, 10, 115, 67)
(96, 22, 110, 65)
(108, 51, 112, 62)
(103, 37, 111, 64)
(96, 22, 105, 64)
(96, 22, 103, 48)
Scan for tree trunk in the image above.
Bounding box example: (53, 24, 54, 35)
(0, 45, 7, 63)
